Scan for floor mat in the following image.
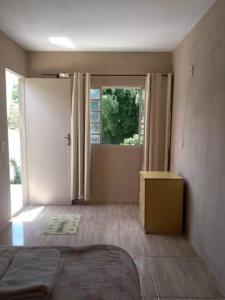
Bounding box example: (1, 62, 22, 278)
(43, 215, 81, 235)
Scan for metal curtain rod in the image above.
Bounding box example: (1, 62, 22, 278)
(42, 73, 169, 77)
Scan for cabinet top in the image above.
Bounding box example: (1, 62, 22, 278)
(140, 171, 182, 180)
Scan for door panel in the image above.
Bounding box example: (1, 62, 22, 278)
(25, 79, 71, 205)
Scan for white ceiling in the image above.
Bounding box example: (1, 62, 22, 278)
(0, 0, 216, 52)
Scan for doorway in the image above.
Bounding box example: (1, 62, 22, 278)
(5, 70, 25, 216)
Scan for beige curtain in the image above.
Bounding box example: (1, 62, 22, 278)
(143, 73, 173, 171)
(71, 72, 91, 201)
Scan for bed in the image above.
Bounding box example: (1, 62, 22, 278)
(0, 245, 141, 300)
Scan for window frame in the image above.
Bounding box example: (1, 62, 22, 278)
(90, 89, 102, 144)
(138, 89, 145, 145)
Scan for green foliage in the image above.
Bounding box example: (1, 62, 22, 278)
(11, 84, 19, 102)
(102, 88, 140, 144)
(10, 159, 21, 184)
(121, 134, 140, 145)
(8, 102, 20, 129)
(8, 84, 20, 130)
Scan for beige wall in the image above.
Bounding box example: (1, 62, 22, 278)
(0, 31, 27, 75)
(170, 0, 225, 290)
(90, 145, 142, 203)
(27, 51, 172, 204)
(28, 51, 172, 90)
(0, 34, 172, 207)
(0, 31, 27, 227)
(28, 51, 172, 77)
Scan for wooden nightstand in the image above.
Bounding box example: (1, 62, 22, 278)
(139, 171, 184, 234)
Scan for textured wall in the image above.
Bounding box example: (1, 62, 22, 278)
(27, 51, 172, 76)
(0, 31, 27, 226)
(90, 145, 142, 203)
(171, 0, 225, 290)
(0, 31, 27, 75)
(27, 51, 172, 204)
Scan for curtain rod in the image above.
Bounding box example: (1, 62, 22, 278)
(41, 73, 169, 77)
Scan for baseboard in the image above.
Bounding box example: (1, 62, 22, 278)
(72, 199, 138, 205)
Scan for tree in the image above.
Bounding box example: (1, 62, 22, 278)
(8, 84, 20, 130)
(102, 88, 140, 144)
(121, 134, 140, 145)
(11, 84, 19, 102)
(10, 159, 21, 184)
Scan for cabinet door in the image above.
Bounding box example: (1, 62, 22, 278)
(146, 179, 183, 233)
(139, 178, 145, 228)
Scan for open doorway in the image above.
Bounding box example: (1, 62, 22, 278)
(5, 70, 26, 216)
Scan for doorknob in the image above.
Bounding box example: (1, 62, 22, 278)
(64, 133, 71, 146)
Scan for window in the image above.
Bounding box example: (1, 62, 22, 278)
(139, 89, 145, 144)
(90, 89, 101, 144)
(90, 88, 145, 145)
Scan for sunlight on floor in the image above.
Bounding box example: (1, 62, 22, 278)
(10, 184, 23, 216)
(12, 222, 24, 246)
(11, 206, 44, 223)
(11, 206, 45, 246)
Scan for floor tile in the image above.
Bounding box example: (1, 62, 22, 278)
(1, 204, 223, 300)
(143, 234, 197, 257)
(135, 256, 157, 297)
(115, 230, 147, 259)
(148, 257, 224, 298)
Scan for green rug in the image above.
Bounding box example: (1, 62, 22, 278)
(43, 214, 81, 235)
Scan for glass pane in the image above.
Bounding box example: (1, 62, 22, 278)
(90, 89, 100, 100)
(91, 111, 100, 122)
(91, 134, 100, 144)
(140, 113, 144, 124)
(91, 123, 100, 134)
(140, 129, 144, 135)
(140, 101, 145, 112)
(141, 124, 144, 130)
(140, 135, 144, 144)
(142, 89, 145, 100)
(90, 100, 100, 111)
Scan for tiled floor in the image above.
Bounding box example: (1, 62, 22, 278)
(0, 204, 224, 300)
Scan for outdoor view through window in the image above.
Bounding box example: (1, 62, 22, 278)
(6, 70, 23, 216)
(90, 88, 145, 145)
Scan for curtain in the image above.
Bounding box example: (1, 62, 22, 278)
(143, 73, 173, 171)
(71, 72, 91, 201)
(164, 73, 173, 171)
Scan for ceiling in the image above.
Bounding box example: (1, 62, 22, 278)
(0, 0, 216, 52)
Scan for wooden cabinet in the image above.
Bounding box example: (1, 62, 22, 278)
(139, 171, 183, 234)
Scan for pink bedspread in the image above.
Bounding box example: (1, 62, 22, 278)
(52, 245, 141, 300)
(1, 245, 141, 300)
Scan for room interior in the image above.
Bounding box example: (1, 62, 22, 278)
(0, 0, 225, 299)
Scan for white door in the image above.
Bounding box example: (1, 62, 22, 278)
(25, 79, 71, 205)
